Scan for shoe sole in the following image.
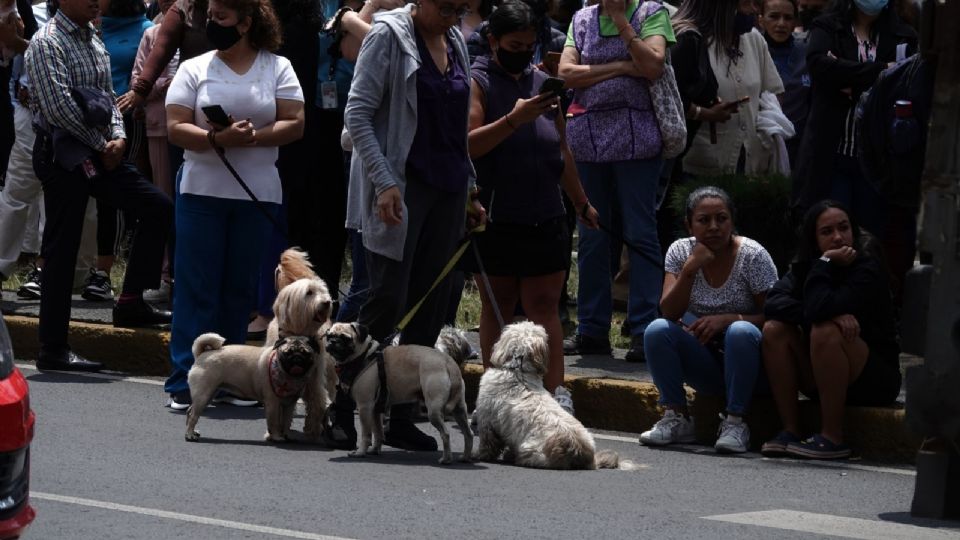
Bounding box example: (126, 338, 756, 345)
(17, 289, 40, 299)
(715, 442, 748, 454)
(639, 434, 696, 446)
(760, 442, 790, 457)
(82, 291, 114, 301)
(167, 402, 190, 411)
(785, 446, 851, 460)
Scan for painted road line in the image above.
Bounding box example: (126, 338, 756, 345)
(17, 363, 164, 386)
(32, 492, 356, 540)
(703, 509, 959, 540)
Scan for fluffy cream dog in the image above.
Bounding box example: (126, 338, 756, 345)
(186, 333, 320, 442)
(474, 321, 632, 470)
(323, 322, 473, 464)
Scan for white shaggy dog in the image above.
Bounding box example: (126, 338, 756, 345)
(474, 321, 632, 470)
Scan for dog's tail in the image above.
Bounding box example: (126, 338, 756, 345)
(594, 449, 641, 471)
(434, 326, 474, 367)
(275, 248, 318, 292)
(192, 333, 226, 362)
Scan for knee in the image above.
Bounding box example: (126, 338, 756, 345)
(727, 320, 761, 342)
(810, 321, 843, 352)
(762, 320, 792, 344)
(643, 318, 676, 347)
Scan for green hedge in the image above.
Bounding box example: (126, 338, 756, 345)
(667, 173, 796, 275)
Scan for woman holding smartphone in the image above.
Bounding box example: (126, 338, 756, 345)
(640, 186, 778, 453)
(466, 0, 598, 414)
(162, 0, 304, 410)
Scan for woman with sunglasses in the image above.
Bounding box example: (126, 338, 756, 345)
(332, 0, 485, 452)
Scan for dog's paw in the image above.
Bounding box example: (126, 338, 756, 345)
(459, 453, 475, 463)
(264, 432, 288, 443)
(438, 454, 453, 465)
(348, 450, 366, 458)
(185, 431, 200, 442)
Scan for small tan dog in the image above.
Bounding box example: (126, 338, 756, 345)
(323, 322, 473, 464)
(186, 333, 320, 442)
(474, 321, 634, 470)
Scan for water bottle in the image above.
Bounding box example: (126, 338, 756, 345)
(890, 100, 920, 156)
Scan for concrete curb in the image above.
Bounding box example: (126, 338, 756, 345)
(5, 315, 919, 463)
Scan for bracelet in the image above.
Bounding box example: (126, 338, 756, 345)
(504, 113, 517, 130)
(207, 129, 219, 149)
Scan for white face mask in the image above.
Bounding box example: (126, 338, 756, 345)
(854, 0, 889, 16)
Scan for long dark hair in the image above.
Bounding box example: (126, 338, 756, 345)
(795, 200, 863, 266)
(672, 0, 740, 58)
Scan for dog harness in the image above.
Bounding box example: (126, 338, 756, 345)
(268, 351, 309, 400)
(335, 343, 390, 415)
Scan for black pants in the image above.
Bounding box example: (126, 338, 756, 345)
(37, 155, 172, 355)
(281, 108, 348, 300)
(0, 65, 14, 179)
(358, 177, 467, 346)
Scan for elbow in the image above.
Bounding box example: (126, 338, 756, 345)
(290, 118, 305, 141)
(642, 54, 666, 80)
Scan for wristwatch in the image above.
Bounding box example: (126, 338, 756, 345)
(819, 255, 831, 263)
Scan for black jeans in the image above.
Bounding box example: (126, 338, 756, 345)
(358, 177, 467, 347)
(37, 153, 172, 356)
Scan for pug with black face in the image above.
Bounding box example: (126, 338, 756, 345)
(322, 322, 473, 464)
(185, 333, 324, 443)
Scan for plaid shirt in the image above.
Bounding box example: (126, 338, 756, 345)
(25, 10, 124, 152)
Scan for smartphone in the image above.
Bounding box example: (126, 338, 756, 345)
(201, 104, 231, 127)
(725, 95, 751, 108)
(538, 77, 565, 99)
(680, 312, 698, 328)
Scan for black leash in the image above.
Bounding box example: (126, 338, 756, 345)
(211, 146, 287, 235)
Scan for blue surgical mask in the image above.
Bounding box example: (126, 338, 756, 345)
(854, 0, 889, 16)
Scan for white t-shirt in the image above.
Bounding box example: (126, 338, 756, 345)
(664, 236, 778, 317)
(165, 49, 303, 204)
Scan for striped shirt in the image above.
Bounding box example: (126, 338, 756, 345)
(25, 10, 124, 153)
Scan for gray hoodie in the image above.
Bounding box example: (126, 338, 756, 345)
(344, 5, 475, 261)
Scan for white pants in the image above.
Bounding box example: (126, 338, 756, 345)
(0, 103, 97, 282)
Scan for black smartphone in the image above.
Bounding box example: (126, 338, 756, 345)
(201, 104, 231, 127)
(538, 77, 565, 99)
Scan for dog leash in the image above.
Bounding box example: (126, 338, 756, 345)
(470, 239, 506, 331)
(210, 144, 287, 236)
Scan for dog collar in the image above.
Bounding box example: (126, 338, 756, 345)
(268, 351, 309, 399)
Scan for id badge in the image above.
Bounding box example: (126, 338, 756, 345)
(321, 80, 338, 110)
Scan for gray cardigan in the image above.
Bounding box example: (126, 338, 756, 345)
(344, 5, 475, 261)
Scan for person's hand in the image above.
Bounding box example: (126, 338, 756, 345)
(16, 86, 29, 107)
(831, 313, 860, 341)
(100, 139, 126, 171)
(687, 314, 733, 345)
(620, 60, 644, 78)
(577, 201, 599, 230)
(508, 94, 558, 125)
(466, 198, 487, 229)
(822, 246, 857, 266)
(699, 99, 735, 123)
(210, 118, 256, 147)
(117, 90, 145, 114)
(376, 185, 403, 226)
(684, 242, 715, 272)
(601, 0, 628, 24)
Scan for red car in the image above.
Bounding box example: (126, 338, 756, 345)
(0, 317, 35, 539)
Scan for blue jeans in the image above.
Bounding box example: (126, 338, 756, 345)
(643, 318, 763, 416)
(576, 158, 662, 338)
(255, 202, 288, 317)
(336, 228, 369, 322)
(164, 194, 278, 394)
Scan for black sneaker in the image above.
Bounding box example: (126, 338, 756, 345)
(320, 404, 357, 450)
(167, 390, 192, 411)
(17, 266, 41, 299)
(384, 418, 438, 451)
(82, 268, 114, 301)
(624, 335, 645, 363)
(562, 333, 612, 355)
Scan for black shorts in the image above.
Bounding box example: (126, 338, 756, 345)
(459, 216, 570, 277)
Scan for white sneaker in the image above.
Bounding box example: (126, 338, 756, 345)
(143, 280, 172, 303)
(213, 392, 260, 407)
(553, 386, 575, 416)
(639, 409, 696, 446)
(714, 413, 751, 453)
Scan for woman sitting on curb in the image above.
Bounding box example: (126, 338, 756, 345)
(641, 186, 778, 453)
(761, 200, 901, 460)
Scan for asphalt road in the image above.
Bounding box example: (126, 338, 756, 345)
(18, 364, 959, 540)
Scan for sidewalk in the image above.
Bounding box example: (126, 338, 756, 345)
(1, 290, 920, 463)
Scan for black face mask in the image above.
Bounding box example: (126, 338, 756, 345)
(206, 19, 243, 51)
(495, 47, 534, 75)
(733, 12, 755, 36)
(799, 8, 821, 29)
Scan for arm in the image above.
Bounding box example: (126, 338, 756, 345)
(802, 257, 883, 322)
(128, 6, 186, 98)
(166, 104, 212, 151)
(467, 79, 557, 158)
(27, 39, 110, 151)
(611, 12, 666, 80)
(805, 25, 884, 94)
(558, 46, 633, 89)
(343, 27, 396, 196)
(250, 98, 304, 147)
(764, 272, 805, 324)
(0, 12, 27, 54)
(556, 112, 598, 228)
